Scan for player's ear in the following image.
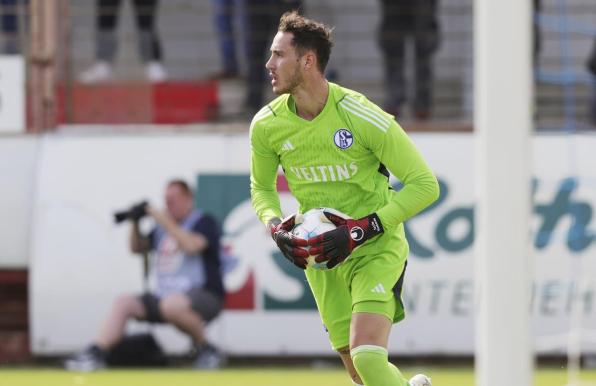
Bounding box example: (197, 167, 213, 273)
(303, 51, 316, 70)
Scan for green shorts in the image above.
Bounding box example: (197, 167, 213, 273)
(305, 249, 407, 351)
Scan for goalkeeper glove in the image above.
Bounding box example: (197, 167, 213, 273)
(268, 215, 309, 269)
(307, 211, 384, 269)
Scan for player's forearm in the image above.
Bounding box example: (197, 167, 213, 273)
(251, 186, 283, 226)
(250, 148, 283, 225)
(377, 171, 439, 227)
(375, 123, 440, 228)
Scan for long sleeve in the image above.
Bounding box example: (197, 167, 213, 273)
(373, 122, 440, 228)
(250, 119, 283, 225)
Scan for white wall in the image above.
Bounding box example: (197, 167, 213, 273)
(0, 56, 25, 133)
(0, 136, 38, 268)
(25, 132, 596, 356)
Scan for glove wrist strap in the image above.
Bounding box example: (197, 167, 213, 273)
(351, 213, 384, 245)
(267, 217, 282, 238)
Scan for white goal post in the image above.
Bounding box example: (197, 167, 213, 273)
(474, 0, 534, 385)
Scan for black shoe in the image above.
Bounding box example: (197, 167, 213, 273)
(64, 345, 106, 372)
(192, 343, 226, 370)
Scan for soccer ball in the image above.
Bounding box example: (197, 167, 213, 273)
(291, 207, 348, 270)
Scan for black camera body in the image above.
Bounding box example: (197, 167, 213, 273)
(114, 201, 148, 224)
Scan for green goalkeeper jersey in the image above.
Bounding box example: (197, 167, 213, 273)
(250, 82, 439, 261)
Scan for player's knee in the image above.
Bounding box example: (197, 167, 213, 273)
(350, 345, 388, 380)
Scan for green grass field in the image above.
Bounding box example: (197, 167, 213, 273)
(1, 367, 596, 386)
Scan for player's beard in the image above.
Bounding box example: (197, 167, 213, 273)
(274, 64, 303, 95)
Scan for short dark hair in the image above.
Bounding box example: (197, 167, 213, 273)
(278, 11, 333, 73)
(167, 179, 193, 197)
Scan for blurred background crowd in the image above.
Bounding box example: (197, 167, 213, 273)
(0, 0, 594, 131)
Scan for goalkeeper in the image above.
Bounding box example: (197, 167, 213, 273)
(250, 11, 439, 386)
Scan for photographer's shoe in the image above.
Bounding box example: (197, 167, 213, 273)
(64, 345, 106, 372)
(78, 61, 113, 84)
(145, 61, 168, 83)
(409, 374, 432, 386)
(192, 343, 226, 370)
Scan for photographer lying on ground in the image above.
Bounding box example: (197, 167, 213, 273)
(65, 179, 225, 371)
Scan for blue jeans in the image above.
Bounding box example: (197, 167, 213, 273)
(211, 0, 241, 74)
(1, 0, 25, 54)
(244, 0, 303, 111)
(591, 77, 596, 126)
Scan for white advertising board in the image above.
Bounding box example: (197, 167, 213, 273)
(0, 56, 25, 133)
(0, 137, 38, 268)
(29, 133, 596, 355)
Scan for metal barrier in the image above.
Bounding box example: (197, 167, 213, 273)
(0, 0, 594, 131)
(536, 0, 596, 131)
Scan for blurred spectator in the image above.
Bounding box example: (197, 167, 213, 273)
(0, 0, 25, 54)
(210, 0, 241, 80)
(244, 0, 303, 114)
(79, 0, 167, 83)
(378, 0, 440, 120)
(65, 180, 226, 371)
(588, 37, 596, 126)
(534, 0, 541, 63)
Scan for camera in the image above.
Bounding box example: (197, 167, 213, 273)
(114, 201, 148, 224)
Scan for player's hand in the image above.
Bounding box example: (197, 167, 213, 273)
(307, 211, 384, 269)
(268, 215, 309, 269)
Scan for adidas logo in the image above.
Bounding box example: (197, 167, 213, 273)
(281, 140, 294, 151)
(371, 283, 386, 294)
